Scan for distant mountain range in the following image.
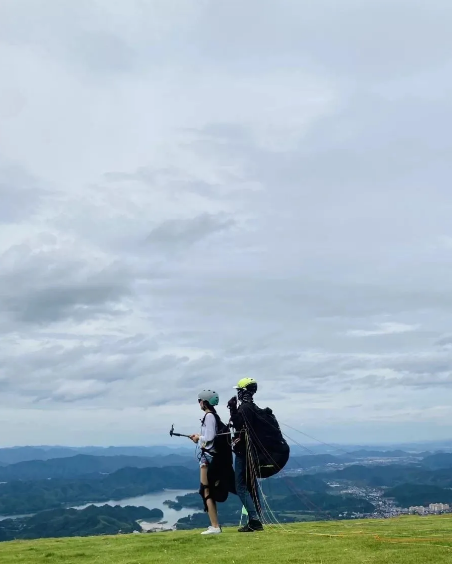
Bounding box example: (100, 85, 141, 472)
(421, 452, 452, 470)
(320, 463, 452, 488)
(346, 449, 415, 458)
(384, 483, 452, 506)
(0, 448, 446, 483)
(0, 453, 197, 481)
(285, 454, 343, 469)
(1, 441, 450, 466)
(0, 446, 192, 465)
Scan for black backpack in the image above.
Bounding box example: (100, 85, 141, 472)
(202, 413, 236, 502)
(245, 404, 290, 479)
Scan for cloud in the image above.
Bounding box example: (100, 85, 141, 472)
(192, 0, 452, 81)
(0, 162, 51, 223)
(346, 323, 420, 337)
(435, 336, 452, 350)
(1, 0, 452, 446)
(146, 213, 236, 252)
(0, 238, 134, 326)
(50, 380, 109, 403)
(0, 330, 193, 408)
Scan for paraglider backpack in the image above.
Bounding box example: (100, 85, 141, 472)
(245, 403, 290, 479)
(201, 412, 236, 504)
(200, 412, 231, 461)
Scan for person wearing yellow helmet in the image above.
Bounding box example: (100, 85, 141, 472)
(227, 377, 263, 533)
(235, 377, 258, 400)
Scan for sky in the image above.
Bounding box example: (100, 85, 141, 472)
(1, 0, 452, 447)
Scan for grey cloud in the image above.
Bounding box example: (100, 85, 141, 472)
(146, 213, 236, 252)
(105, 168, 159, 185)
(435, 336, 452, 349)
(151, 277, 452, 335)
(294, 95, 452, 187)
(68, 30, 135, 73)
(394, 375, 452, 389)
(181, 115, 452, 301)
(0, 163, 50, 223)
(177, 355, 227, 389)
(2, 1, 452, 444)
(2, 267, 132, 325)
(189, 0, 452, 80)
(100, 334, 159, 355)
(348, 372, 452, 391)
(0, 243, 133, 327)
(14, 278, 129, 324)
(221, 348, 452, 393)
(49, 380, 110, 403)
(2, 0, 452, 82)
(103, 167, 184, 187)
(0, 331, 191, 406)
(105, 164, 244, 202)
(190, 92, 452, 206)
(0, 342, 119, 393)
(385, 355, 452, 375)
(0, 0, 136, 75)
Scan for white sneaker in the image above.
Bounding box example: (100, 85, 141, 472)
(201, 526, 222, 535)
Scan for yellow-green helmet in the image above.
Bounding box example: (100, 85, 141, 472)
(234, 377, 258, 392)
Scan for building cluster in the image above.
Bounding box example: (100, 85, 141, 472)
(408, 503, 450, 515)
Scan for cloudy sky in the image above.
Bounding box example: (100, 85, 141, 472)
(1, 0, 452, 447)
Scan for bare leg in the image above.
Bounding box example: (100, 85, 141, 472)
(200, 465, 219, 528)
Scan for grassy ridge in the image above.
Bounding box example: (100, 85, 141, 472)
(1, 515, 452, 563)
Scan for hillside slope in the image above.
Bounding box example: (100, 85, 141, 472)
(1, 515, 452, 563)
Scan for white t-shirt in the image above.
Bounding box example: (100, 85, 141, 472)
(199, 412, 217, 452)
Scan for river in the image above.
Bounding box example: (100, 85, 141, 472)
(0, 489, 200, 527)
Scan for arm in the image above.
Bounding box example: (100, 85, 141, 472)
(228, 396, 244, 431)
(231, 402, 256, 432)
(230, 409, 245, 431)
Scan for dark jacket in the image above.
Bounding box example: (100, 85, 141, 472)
(230, 401, 258, 456)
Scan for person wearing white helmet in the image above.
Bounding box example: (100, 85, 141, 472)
(190, 389, 222, 535)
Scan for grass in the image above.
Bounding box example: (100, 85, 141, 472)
(1, 515, 452, 564)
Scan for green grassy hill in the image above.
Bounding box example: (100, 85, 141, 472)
(2, 515, 452, 564)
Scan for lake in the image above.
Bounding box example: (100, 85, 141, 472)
(0, 489, 200, 526)
(71, 489, 199, 526)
